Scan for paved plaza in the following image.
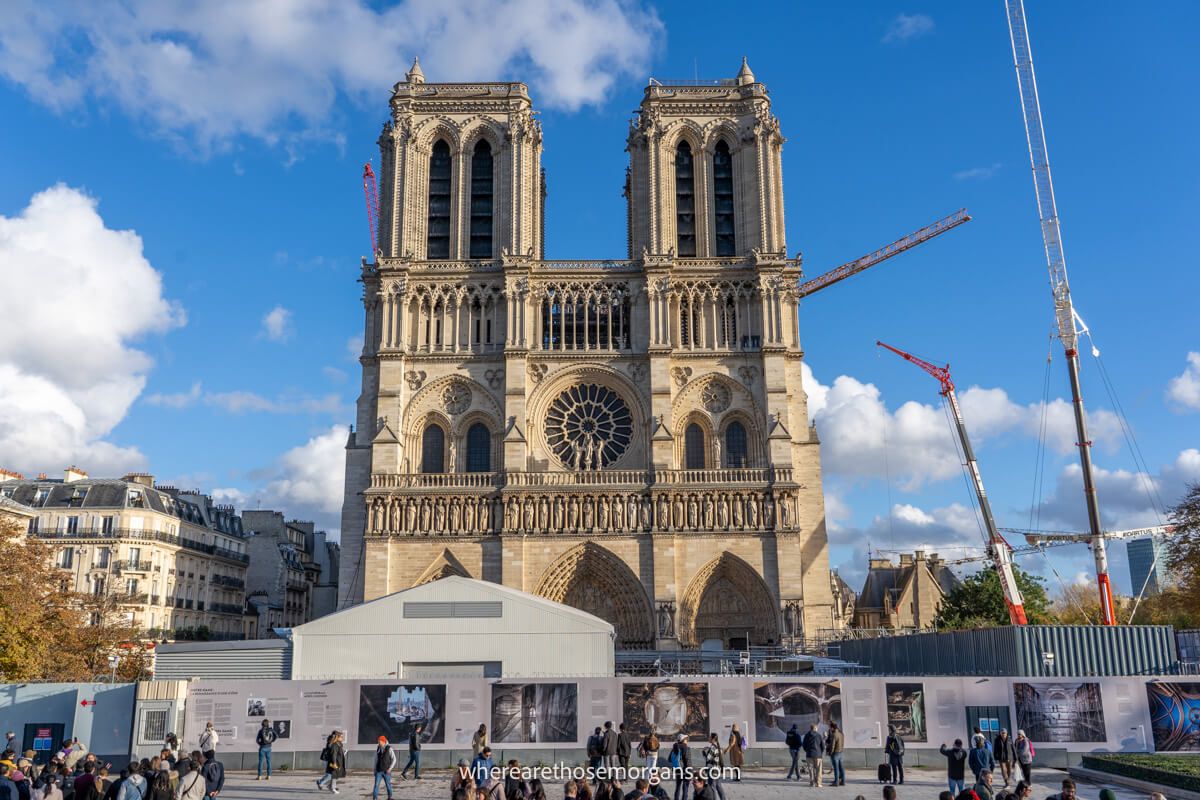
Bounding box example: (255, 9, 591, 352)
(204, 767, 1145, 800)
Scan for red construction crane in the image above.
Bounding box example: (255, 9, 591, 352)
(1006, 0, 1115, 623)
(362, 161, 380, 255)
(876, 340, 1029, 625)
(796, 209, 970, 299)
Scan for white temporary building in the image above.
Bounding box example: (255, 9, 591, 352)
(290, 576, 614, 679)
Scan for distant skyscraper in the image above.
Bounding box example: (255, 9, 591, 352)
(1127, 536, 1173, 596)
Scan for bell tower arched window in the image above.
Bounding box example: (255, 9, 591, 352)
(684, 423, 706, 470)
(713, 140, 735, 256)
(427, 139, 452, 259)
(675, 141, 696, 257)
(421, 424, 445, 473)
(465, 423, 492, 472)
(469, 140, 494, 259)
(725, 421, 748, 468)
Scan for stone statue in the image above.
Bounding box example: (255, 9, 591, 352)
(657, 602, 676, 637)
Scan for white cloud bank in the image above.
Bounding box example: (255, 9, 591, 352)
(0, 185, 184, 475)
(801, 362, 1121, 490)
(260, 305, 293, 342)
(0, 0, 662, 152)
(1166, 352, 1200, 412)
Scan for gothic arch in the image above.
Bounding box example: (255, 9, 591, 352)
(460, 118, 506, 156)
(413, 117, 463, 152)
(403, 375, 502, 471)
(415, 548, 472, 585)
(673, 410, 715, 470)
(664, 120, 704, 153)
(678, 552, 779, 647)
(703, 122, 740, 155)
(671, 373, 762, 465)
(535, 542, 654, 647)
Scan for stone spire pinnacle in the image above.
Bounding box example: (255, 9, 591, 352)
(735, 56, 755, 86)
(406, 56, 425, 85)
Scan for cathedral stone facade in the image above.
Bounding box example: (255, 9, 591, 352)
(338, 58, 838, 647)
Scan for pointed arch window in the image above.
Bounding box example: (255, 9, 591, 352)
(725, 421, 748, 468)
(469, 140, 494, 259)
(465, 423, 492, 473)
(684, 423, 706, 470)
(421, 424, 445, 473)
(713, 140, 736, 256)
(675, 141, 697, 256)
(427, 139, 452, 259)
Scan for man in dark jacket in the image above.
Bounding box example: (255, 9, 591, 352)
(974, 769, 996, 800)
(884, 725, 905, 785)
(200, 751, 225, 797)
(616, 724, 632, 771)
(939, 739, 968, 797)
(587, 728, 604, 780)
(801, 724, 825, 787)
(992, 730, 1016, 787)
(670, 736, 691, 800)
(255, 720, 277, 781)
(602, 722, 619, 773)
(690, 776, 715, 800)
(401, 723, 423, 780)
(784, 724, 802, 781)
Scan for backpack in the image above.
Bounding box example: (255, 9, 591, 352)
(320, 744, 332, 762)
(667, 746, 681, 770)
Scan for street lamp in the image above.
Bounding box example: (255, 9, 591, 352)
(107, 654, 120, 684)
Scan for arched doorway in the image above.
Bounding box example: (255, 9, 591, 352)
(536, 543, 655, 648)
(678, 553, 779, 648)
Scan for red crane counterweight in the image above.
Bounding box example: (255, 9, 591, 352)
(362, 161, 380, 256)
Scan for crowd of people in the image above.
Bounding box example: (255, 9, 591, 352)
(0, 727, 224, 800)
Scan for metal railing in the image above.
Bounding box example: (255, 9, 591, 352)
(209, 602, 245, 615)
(210, 574, 245, 589)
(114, 559, 150, 572)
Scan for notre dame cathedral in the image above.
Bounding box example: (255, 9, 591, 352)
(339, 57, 840, 647)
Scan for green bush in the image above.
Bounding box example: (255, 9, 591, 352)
(1081, 754, 1200, 793)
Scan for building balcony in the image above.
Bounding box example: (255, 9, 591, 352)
(208, 602, 245, 615)
(119, 593, 149, 605)
(210, 574, 245, 589)
(114, 559, 151, 573)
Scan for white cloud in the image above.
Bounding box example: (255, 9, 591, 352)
(0, 184, 184, 475)
(1166, 351, 1200, 411)
(204, 391, 343, 415)
(145, 382, 202, 409)
(832, 501, 984, 588)
(801, 362, 1122, 489)
(227, 425, 348, 533)
(0, 0, 662, 152)
(883, 13, 934, 43)
(260, 305, 293, 342)
(322, 366, 348, 384)
(954, 163, 1002, 181)
(1032, 448, 1200, 533)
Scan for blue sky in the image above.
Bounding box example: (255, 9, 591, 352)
(1, 1, 1197, 604)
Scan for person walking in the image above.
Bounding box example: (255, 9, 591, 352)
(316, 731, 346, 794)
(784, 724, 802, 781)
(667, 735, 690, 800)
(401, 724, 423, 780)
(939, 739, 968, 797)
(801, 724, 824, 787)
(702, 734, 725, 800)
(826, 722, 845, 787)
(1013, 731, 1033, 786)
(197, 726, 217, 761)
(992, 729, 1015, 788)
(968, 737, 994, 783)
(884, 725, 905, 785)
(722, 726, 743, 781)
(115, 763, 146, 800)
(472, 726, 489, 759)
(255, 720, 277, 781)
(372, 736, 397, 800)
(616, 725, 632, 771)
(638, 727, 660, 773)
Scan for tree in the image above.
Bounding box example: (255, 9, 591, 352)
(1163, 482, 1200, 611)
(0, 518, 152, 682)
(937, 565, 1053, 629)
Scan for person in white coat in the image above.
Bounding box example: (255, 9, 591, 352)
(116, 763, 148, 800)
(198, 724, 218, 759)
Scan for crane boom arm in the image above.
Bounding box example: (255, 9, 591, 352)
(362, 162, 380, 255)
(1006, 0, 1113, 625)
(1001, 525, 1176, 545)
(877, 341, 1027, 624)
(796, 209, 970, 299)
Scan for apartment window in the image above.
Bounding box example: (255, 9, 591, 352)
(57, 548, 74, 569)
(68, 488, 86, 507)
(95, 547, 110, 568)
(128, 490, 144, 508)
(27, 517, 39, 535)
(101, 516, 114, 535)
(34, 489, 49, 506)
(129, 547, 141, 564)
(125, 578, 139, 596)
(92, 576, 105, 596)
(66, 516, 79, 535)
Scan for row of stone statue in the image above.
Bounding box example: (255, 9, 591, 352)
(367, 489, 796, 534)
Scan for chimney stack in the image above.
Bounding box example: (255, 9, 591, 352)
(122, 473, 155, 487)
(899, 553, 913, 566)
(64, 466, 89, 483)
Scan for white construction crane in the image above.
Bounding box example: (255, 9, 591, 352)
(1000, 525, 1176, 547)
(1006, 0, 1117, 623)
(876, 341, 1029, 625)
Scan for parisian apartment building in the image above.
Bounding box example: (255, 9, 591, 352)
(0, 467, 251, 640)
(242, 510, 340, 635)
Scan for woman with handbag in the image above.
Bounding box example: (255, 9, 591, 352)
(723, 725, 744, 781)
(316, 731, 346, 793)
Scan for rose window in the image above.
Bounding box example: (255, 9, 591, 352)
(442, 382, 471, 415)
(544, 384, 633, 470)
(701, 380, 731, 413)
